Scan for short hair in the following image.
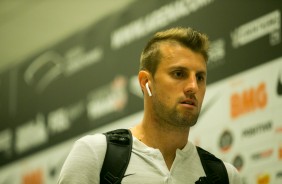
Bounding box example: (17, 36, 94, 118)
(139, 27, 209, 76)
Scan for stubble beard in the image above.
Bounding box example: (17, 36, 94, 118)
(152, 96, 200, 129)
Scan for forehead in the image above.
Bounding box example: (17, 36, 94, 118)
(157, 42, 207, 71)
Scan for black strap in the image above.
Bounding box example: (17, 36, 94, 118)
(196, 146, 229, 184)
(100, 129, 132, 184)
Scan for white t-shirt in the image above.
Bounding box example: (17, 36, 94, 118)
(58, 134, 242, 184)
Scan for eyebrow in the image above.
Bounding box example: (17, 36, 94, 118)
(169, 66, 207, 75)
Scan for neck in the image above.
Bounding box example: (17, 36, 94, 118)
(131, 116, 190, 170)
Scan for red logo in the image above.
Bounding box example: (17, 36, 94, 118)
(230, 82, 267, 119)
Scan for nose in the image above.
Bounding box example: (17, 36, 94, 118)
(184, 74, 199, 94)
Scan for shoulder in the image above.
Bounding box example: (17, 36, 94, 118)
(57, 133, 107, 184)
(66, 133, 107, 159)
(223, 162, 243, 184)
(75, 133, 107, 151)
(71, 133, 107, 164)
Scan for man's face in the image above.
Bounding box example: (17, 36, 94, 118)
(151, 42, 207, 128)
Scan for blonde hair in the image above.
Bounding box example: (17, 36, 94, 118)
(139, 27, 209, 76)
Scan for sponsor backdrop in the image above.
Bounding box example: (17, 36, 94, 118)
(0, 0, 281, 183)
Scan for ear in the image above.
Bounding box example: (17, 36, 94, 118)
(138, 70, 151, 94)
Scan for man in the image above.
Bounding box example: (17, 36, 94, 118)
(58, 27, 242, 183)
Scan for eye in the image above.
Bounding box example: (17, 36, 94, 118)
(196, 74, 206, 82)
(172, 70, 186, 79)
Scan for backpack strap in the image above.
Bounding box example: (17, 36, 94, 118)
(100, 129, 132, 184)
(196, 146, 229, 184)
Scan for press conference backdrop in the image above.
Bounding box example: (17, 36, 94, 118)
(0, 0, 281, 183)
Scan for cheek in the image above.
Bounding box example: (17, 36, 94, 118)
(198, 90, 206, 105)
(160, 90, 172, 102)
(155, 86, 174, 104)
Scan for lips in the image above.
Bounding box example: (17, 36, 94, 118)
(180, 98, 197, 107)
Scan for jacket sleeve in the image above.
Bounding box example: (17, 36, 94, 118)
(57, 134, 107, 184)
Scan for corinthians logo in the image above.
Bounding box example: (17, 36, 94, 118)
(232, 155, 244, 171)
(218, 129, 233, 152)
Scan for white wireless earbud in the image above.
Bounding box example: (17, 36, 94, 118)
(145, 82, 152, 97)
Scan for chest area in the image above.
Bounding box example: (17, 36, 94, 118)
(122, 150, 206, 184)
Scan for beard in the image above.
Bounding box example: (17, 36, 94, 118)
(151, 95, 200, 129)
